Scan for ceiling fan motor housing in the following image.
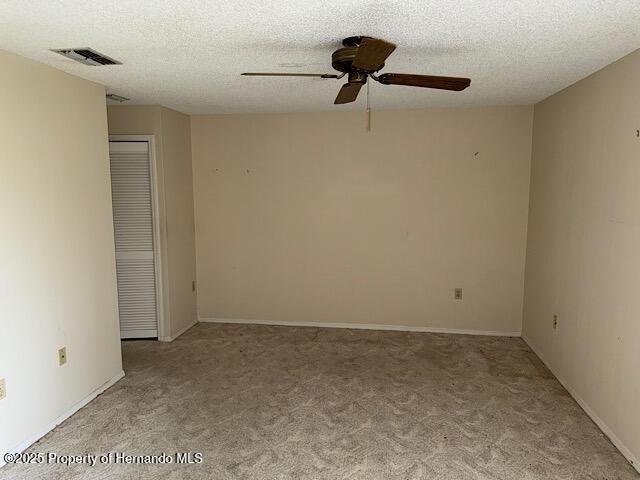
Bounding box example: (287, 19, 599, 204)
(331, 47, 359, 73)
(332, 36, 388, 74)
(332, 46, 386, 75)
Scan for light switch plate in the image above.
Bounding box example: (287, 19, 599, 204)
(58, 347, 67, 366)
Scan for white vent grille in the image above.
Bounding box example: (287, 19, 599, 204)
(106, 93, 129, 103)
(52, 48, 121, 66)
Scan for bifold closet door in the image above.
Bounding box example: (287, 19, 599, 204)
(109, 141, 159, 339)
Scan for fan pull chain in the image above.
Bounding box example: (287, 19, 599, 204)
(366, 80, 371, 132)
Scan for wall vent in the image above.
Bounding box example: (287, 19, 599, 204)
(52, 48, 121, 66)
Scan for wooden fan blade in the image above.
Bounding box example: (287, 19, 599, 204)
(242, 72, 339, 78)
(334, 83, 363, 104)
(377, 73, 471, 91)
(352, 38, 396, 71)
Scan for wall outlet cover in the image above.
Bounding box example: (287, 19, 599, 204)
(58, 347, 67, 366)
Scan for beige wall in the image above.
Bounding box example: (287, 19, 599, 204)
(191, 107, 533, 333)
(0, 50, 122, 453)
(159, 108, 198, 338)
(523, 49, 640, 466)
(107, 105, 197, 339)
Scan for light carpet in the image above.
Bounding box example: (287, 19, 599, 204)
(2, 323, 637, 479)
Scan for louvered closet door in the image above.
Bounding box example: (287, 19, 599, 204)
(109, 141, 159, 339)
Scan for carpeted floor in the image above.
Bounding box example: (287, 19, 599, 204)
(2, 323, 638, 479)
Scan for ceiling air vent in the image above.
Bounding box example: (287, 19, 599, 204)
(106, 93, 129, 103)
(52, 48, 121, 66)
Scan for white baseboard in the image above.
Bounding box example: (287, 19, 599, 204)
(522, 335, 639, 474)
(158, 319, 197, 342)
(199, 317, 521, 337)
(0, 370, 125, 469)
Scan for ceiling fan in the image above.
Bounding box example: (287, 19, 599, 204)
(242, 36, 471, 104)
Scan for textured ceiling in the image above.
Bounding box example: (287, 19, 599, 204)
(1, 1, 639, 114)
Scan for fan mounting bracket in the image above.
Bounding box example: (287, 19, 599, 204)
(342, 36, 372, 47)
(347, 71, 368, 84)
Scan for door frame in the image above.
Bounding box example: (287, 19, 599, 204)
(109, 134, 168, 340)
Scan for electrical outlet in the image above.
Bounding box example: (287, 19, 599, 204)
(58, 347, 67, 366)
(553, 314, 558, 329)
(0, 378, 6, 400)
(454, 288, 463, 300)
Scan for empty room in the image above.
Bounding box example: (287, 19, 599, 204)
(1, 1, 639, 479)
